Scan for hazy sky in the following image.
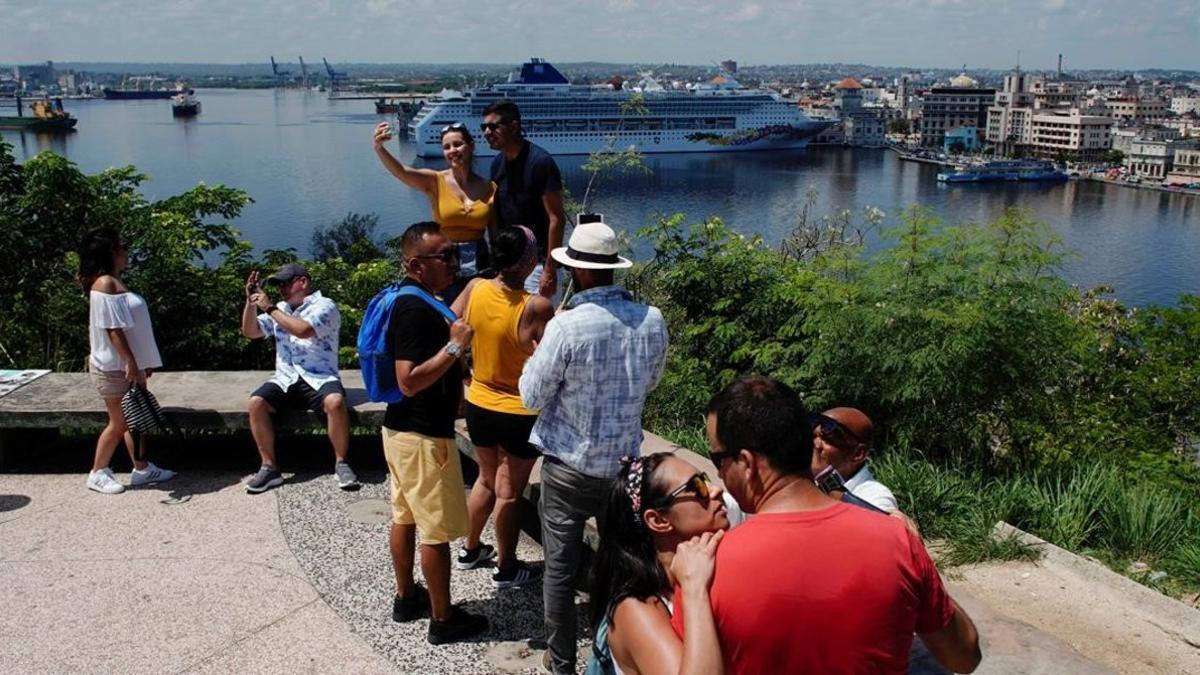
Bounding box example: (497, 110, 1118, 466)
(2, 0, 1197, 70)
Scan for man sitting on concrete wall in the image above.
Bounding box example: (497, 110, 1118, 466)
(240, 263, 357, 494)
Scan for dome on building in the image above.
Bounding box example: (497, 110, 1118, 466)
(835, 77, 863, 90)
(950, 72, 978, 88)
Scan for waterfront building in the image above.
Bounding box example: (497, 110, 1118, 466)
(1103, 96, 1169, 122)
(12, 61, 55, 93)
(1111, 125, 1181, 155)
(943, 126, 980, 153)
(833, 78, 864, 116)
(917, 77, 995, 148)
(1165, 149, 1200, 185)
(1125, 138, 1200, 181)
(1170, 98, 1200, 116)
(1027, 109, 1112, 160)
(830, 77, 890, 148)
(844, 113, 889, 148)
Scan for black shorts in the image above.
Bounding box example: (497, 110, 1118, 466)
(464, 402, 540, 460)
(252, 380, 345, 414)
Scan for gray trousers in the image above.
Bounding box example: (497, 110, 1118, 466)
(539, 457, 613, 675)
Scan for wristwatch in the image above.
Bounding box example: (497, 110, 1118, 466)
(444, 341, 463, 358)
(814, 466, 846, 494)
(266, 305, 282, 315)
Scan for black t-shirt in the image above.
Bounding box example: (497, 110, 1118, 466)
(382, 279, 461, 438)
(489, 140, 563, 253)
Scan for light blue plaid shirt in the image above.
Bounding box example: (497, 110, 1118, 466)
(520, 285, 668, 478)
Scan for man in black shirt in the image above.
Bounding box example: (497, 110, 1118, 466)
(482, 99, 567, 300)
(382, 221, 488, 644)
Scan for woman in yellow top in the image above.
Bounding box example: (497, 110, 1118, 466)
(450, 226, 555, 588)
(372, 120, 497, 300)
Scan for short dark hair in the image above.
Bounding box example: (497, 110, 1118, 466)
(482, 100, 521, 123)
(400, 221, 442, 258)
(705, 375, 812, 478)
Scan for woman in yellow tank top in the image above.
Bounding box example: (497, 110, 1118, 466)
(450, 226, 555, 587)
(372, 121, 497, 300)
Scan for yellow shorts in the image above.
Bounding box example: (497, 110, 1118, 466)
(381, 427, 469, 545)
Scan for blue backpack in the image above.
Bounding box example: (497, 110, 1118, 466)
(357, 282, 457, 403)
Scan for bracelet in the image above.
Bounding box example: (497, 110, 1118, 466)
(266, 305, 281, 314)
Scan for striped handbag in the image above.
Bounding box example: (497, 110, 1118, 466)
(120, 384, 171, 434)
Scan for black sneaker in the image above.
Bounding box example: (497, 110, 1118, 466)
(427, 606, 489, 645)
(456, 543, 496, 570)
(392, 585, 430, 623)
(493, 562, 543, 589)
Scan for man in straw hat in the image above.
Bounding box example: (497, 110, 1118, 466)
(519, 218, 669, 675)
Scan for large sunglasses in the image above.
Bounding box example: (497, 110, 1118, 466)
(651, 472, 711, 509)
(479, 121, 509, 132)
(411, 247, 459, 263)
(810, 413, 864, 445)
(440, 122, 467, 136)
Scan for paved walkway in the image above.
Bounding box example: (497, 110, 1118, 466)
(0, 470, 1125, 674)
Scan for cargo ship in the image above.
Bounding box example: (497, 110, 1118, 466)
(171, 90, 201, 117)
(408, 58, 834, 157)
(0, 98, 77, 132)
(103, 77, 182, 100)
(937, 160, 1068, 183)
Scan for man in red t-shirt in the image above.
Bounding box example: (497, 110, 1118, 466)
(673, 376, 981, 674)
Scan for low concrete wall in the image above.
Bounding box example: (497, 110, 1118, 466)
(0, 371, 384, 430)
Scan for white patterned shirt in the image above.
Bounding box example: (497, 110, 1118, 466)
(520, 285, 668, 478)
(256, 290, 341, 391)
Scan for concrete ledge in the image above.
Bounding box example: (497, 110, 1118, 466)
(992, 522, 1200, 649)
(0, 371, 385, 430)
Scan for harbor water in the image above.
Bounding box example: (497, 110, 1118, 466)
(3, 88, 1198, 306)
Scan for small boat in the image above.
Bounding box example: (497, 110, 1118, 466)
(0, 97, 77, 132)
(937, 160, 1068, 183)
(171, 89, 201, 117)
(375, 98, 400, 114)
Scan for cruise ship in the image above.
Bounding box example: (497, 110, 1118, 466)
(408, 59, 834, 158)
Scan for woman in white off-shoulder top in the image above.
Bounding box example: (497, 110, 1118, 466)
(79, 228, 176, 495)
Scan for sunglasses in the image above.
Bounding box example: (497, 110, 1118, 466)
(440, 122, 467, 136)
(479, 121, 509, 132)
(651, 472, 711, 509)
(810, 413, 864, 446)
(412, 247, 459, 263)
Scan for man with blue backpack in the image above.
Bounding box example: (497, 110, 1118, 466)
(373, 221, 489, 645)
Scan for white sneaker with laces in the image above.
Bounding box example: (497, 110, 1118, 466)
(87, 468, 126, 495)
(130, 462, 177, 487)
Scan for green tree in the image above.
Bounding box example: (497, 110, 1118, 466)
(310, 212, 385, 265)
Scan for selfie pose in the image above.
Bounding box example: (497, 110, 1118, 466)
(373, 120, 496, 301)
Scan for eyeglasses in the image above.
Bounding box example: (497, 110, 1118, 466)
(480, 121, 507, 132)
(411, 247, 459, 263)
(440, 122, 467, 136)
(651, 472, 711, 509)
(810, 413, 864, 446)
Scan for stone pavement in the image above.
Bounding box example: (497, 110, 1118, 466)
(0, 469, 1122, 674)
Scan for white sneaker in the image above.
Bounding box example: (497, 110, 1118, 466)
(87, 468, 125, 495)
(130, 462, 177, 487)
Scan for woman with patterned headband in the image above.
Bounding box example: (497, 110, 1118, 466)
(448, 226, 555, 589)
(586, 453, 728, 675)
(372, 120, 497, 302)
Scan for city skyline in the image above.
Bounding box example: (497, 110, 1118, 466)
(1, 0, 1197, 71)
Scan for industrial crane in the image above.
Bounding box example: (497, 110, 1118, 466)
(323, 58, 348, 92)
(298, 56, 309, 89)
(270, 57, 291, 86)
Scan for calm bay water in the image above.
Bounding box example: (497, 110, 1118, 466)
(4, 88, 1198, 306)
